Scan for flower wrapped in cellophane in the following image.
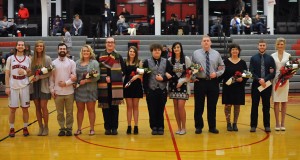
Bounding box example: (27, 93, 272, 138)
(73, 69, 99, 88)
(242, 69, 252, 78)
(29, 65, 55, 83)
(136, 67, 151, 75)
(225, 71, 242, 85)
(186, 63, 203, 78)
(275, 58, 300, 91)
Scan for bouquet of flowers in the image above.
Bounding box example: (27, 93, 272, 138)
(29, 65, 55, 83)
(225, 71, 242, 85)
(275, 58, 300, 91)
(73, 69, 99, 88)
(186, 63, 203, 78)
(136, 67, 151, 75)
(242, 69, 253, 78)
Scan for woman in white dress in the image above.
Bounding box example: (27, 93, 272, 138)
(271, 37, 290, 131)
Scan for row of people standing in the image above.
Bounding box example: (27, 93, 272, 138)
(5, 36, 291, 138)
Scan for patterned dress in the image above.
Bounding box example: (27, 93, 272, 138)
(168, 56, 191, 100)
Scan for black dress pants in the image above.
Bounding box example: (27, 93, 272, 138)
(146, 89, 167, 130)
(194, 78, 219, 130)
(102, 105, 119, 130)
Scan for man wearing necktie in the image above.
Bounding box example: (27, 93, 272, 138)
(192, 35, 225, 134)
(249, 39, 276, 132)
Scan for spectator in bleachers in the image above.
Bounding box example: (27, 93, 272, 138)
(52, 15, 64, 36)
(230, 15, 241, 35)
(0, 57, 6, 85)
(102, 3, 113, 37)
(5, 48, 15, 61)
(24, 44, 33, 58)
(62, 25, 72, 57)
(167, 14, 179, 35)
(210, 16, 223, 36)
(241, 13, 252, 34)
(18, 3, 30, 24)
(235, 0, 245, 17)
(116, 15, 129, 35)
(188, 14, 198, 35)
(72, 14, 83, 36)
(251, 14, 265, 34)
(0, 16, 17, 37)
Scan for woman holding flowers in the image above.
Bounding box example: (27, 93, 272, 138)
(74, 45, 100, 135)
(168, 42, 191, 135)
(123, 46, 143, 134)
(271, 38, 290, 131)
(30, 40, 52, 136)
(221, 43, 247, 131)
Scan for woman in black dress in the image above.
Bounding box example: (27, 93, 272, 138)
(123, 46, 143, 134)
(221, 43, 248, 131)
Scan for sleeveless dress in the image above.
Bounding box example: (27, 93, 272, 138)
(123, 64, 143, 98)
(271, 52, 290, 102)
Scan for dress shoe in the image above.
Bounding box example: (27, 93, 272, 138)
(66, 130, 72, 136)
(89, 130, 95, 136)
(250, 127, 256, 132)
(151, 127, 158, 135)
(232, 123, 238, 131)
(209, 128, 219, 134)
(265, 127, 271, 132)
(105, 130, 111, 135)
(280, 127, 286, 131)
(195, 128, 202, 134)
(157, 128, 164, 135)
(111, 129, 118, 135)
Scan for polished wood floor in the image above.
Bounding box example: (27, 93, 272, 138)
(0, 93, 300, 160)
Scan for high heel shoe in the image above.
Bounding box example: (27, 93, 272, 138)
(275, 126, 280, 131)
(179, 130, 186, 135)
(126, 126, 132, 134)
(232, 123, 238, 131)
(280, 127, 286, 131)
(227, 123, 233, 131)
(133, 126, 138, 135)
(74, 130, 82, 136)
(37, 126, 43, 136)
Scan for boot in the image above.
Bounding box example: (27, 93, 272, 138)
(227, 123, 233, 131)
(232, 123, 238, 131)
(126, 126, 132, 134)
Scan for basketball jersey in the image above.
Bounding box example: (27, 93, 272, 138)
(7, 55, 31, 89)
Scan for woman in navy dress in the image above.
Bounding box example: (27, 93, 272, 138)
(221, 43, 248, 131)
(123, 46, 143, 134)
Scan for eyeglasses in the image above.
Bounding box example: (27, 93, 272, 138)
(106, 41, 115, 44)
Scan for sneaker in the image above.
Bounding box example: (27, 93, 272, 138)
(9, 128, 15, 137)
(23, 127, 29, 136)
(66, 130, 72, 136)
(58, 130, 65, 136)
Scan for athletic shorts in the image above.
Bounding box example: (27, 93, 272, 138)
(9, 85, 30, 108)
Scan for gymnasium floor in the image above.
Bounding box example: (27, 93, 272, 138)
(0, 93, 299, 160)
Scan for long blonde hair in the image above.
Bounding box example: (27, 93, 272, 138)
(31, 40, 46, 70)
(79, 45, 96, 61)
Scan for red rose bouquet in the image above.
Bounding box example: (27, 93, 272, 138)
(29, 65, 55, 83)
(225, 71, 242, 85)
(275, 58, 300, 91)
(74, 69, 99, 88)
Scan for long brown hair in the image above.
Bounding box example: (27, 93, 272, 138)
(31, 40, 46, 70)
(126, 46, 139, 66)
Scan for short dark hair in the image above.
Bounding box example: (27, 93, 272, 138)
(228, 43, 241, 57)
(150, 43, 162, 52)
(57, 43, 67, 49)
(63, 25, 70, 31)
